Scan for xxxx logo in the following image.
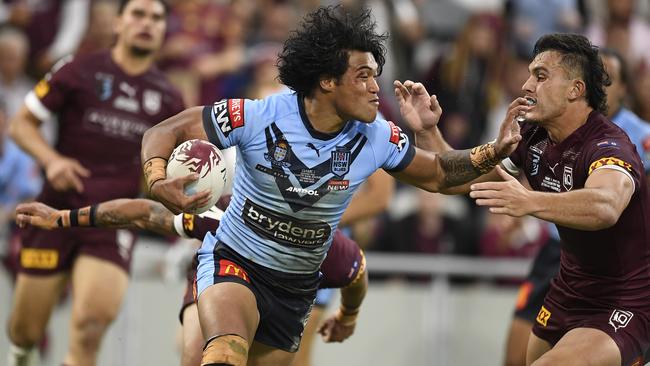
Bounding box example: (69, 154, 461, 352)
(536, 305, 551, 327)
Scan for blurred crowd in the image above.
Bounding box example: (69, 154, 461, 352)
(2, 0, 650, 282)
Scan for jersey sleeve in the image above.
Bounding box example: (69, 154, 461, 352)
(24, 55, 76, 121)
(378, 120, 415, 172)
(172, 206, 223, 240)
(201, 98, 267, 150)
(319, 230, 363, 289)
(584, 139, 642, 191)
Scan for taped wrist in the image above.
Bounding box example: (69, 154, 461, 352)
(143, 157, 167, 192)
(57, 205, 97, 228)
(335, 305, 359, 326)
(470, 143, 500, 174)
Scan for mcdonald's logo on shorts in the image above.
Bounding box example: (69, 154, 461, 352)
(20, 249, 59, 269)
(218, 259, 250, 283)
(536, 305, 551, 327)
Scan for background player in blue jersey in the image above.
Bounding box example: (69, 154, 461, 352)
(501, 47, 650, 366)
(141, 6, 521, 366)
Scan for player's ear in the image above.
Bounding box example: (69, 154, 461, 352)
(319, 77, 337, 93)
(568, 79, 586, 101)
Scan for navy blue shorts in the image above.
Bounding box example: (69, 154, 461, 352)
(196, 242, 320, 352)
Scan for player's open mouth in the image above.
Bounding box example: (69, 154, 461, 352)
(525, 97, 537, 106)
(370, 99, 379, 106)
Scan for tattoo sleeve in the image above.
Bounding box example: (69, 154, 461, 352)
(145, 203, 175, 235)
(438, 149, 482, 187)
(94, 200, 175, 236)
(97, 209, 132, 227)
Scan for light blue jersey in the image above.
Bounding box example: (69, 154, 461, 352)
(199, 92, 414, 274)
(611, 108, 650, 173)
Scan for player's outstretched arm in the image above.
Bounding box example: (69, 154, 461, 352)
(391, 95, 529, 193)
(470, 166, 634, 231)
(317, 261, 368, 343)
(141, 107, 213, 214)
(15, 199, 177, 236)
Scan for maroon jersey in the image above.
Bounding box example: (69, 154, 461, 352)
(25, 51, 184, 207)
(506, 111, 650, 308)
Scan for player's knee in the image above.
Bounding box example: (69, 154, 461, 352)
(7, 315, 44, 347)
(201, 334, 249, 366)
(72, 312, 113, 351)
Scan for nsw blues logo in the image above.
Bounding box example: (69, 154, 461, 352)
(264, 139, 292, 168)
(331, 147, 350, 178)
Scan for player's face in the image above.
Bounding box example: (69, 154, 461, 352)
(114, 0, 166, 56)
(333, 51, 380, 123)
(603, 55, 625, 115)
(521, 51, 578, 124)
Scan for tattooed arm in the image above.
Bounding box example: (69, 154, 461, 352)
(392, 81, 530, 193)
(15, 199, 177, 236)
(97, 199, 176, 235)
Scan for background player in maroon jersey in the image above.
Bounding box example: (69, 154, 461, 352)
(5, 1, 184, 365)
(396, 33, 650, 366)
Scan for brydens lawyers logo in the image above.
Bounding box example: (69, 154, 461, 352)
(609, 309, 633, 332)
(218, 259, 250, 283)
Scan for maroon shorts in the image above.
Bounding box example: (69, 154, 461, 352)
(17, 226, 136, 275)
(532, 281, 650, 365)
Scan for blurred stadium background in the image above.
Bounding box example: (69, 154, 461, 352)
(2, 0, 650, 365)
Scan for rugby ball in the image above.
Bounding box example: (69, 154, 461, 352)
(166, 139, 227, 214)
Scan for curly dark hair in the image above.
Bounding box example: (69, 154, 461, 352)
(277, 6, 388, 97)
(533, 33, 611, 114)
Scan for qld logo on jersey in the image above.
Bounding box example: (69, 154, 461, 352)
(143, 89, 161, 115)
(562, 166, 573, 191)
(264, 139, 292, 168)
(331, 146, 350, 177)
